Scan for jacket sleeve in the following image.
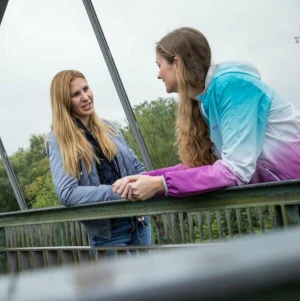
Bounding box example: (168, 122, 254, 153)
(48, 132, 121, 207)
(161, 160, 237, 197)
(104, 119, 146, 174)
(123, 139, 146, 174)
(148, 75, 271, 197)
(116, 127, 146, 174)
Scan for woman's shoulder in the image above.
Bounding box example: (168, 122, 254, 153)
(101, 119, 121, 135)
(213, 61, 262, 89)
(46, 130, 58, 144)
(46, 130, 54, 139)
(45, 130, 60, 157)
(102, 119, 117, 128)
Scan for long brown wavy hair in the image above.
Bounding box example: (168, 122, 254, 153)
(50, 70, 117, 178)
(156, 27, 217, 167)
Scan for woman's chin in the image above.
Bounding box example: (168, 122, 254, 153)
(165, 85, 177, 94)
(166, 87, 173, 94)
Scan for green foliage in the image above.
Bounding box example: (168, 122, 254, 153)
(0, 161, 19, 213)
(120, 97, 180, 169)
(25, 166, 60, 209)
(152, 207, 276, 245)
(0, 134, 59, 212)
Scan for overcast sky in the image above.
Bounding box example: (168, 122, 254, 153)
(0, 0, 299, 156)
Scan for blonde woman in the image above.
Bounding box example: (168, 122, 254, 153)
(48, 70, 151, 248)
(113, 27, 300, 200)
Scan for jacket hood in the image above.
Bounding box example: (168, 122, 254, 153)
(204, 60, 261, 92)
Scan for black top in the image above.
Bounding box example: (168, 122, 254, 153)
(74, 118, 121, 185)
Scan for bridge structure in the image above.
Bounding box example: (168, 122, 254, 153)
(1, 1, 300, 300)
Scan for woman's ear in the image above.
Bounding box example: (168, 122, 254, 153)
(173, 56, 181, 70)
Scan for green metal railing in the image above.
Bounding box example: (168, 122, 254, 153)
(3, 226, 300, 301)
(0, 180, 300, 274)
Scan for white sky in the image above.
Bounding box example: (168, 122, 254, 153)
(0, 0, 299, 155)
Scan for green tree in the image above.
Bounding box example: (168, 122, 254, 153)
(25, 161, 60, 209)
(120, 97, 179, 169)
(0, 134, 57, 211)
(0, 160, 19, 213)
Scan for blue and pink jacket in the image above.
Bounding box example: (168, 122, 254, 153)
(146, 61, 300, 197)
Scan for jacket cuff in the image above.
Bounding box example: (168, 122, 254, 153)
(161, 176, 169, 196)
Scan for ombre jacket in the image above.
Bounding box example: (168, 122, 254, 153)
(146, 61, 300, 197)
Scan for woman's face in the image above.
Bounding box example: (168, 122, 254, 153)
(156, 52, 178, 93)
(69, 77, 94, 126)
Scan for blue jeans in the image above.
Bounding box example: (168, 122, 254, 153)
(89, 216, 151, 257)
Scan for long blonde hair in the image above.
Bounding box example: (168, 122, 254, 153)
(156, 27, 216, 167)
(50, 70, 117, 178)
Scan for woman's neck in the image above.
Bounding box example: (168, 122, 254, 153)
(188, 87, 204, 99)
(74, 115, 90, 129)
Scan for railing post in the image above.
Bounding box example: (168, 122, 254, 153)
(274, 205, 284, 227)
(0, 227, 7, 274)
(275, 205, 300, 228)
(282, 205, 300, 227)
(58, 223, 67, 246)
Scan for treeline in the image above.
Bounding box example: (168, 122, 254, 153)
(0, 97, 179, 212)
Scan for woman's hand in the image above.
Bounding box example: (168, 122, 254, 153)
(112, 175, 164, 201)
(112, 175, 137, 198)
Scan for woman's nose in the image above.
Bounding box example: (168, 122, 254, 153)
(81, 92, 89, 100)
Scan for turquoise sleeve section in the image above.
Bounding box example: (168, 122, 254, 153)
(212, 74, 271, 182)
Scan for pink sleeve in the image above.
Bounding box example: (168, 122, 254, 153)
(162, 160, 239, 197)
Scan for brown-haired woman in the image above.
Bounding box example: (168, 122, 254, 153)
(113, 27, 300, 200)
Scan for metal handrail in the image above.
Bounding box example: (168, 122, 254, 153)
(0, 180, 299, 227)
(0, 180, 299, 275)
(2, 227, 300, 301)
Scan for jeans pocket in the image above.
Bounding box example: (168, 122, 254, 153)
(140, 216, 150, 227)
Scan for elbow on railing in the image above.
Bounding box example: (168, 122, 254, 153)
(57, 189, 75, 208)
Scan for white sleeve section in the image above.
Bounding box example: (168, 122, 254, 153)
(161, 176, 169, 196)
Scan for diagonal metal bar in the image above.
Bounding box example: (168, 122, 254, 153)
(0, 2, 28, 211)
(0, 0, 9, 26)
(0, 138, 28, 210)
(82, 0, 154, 171)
